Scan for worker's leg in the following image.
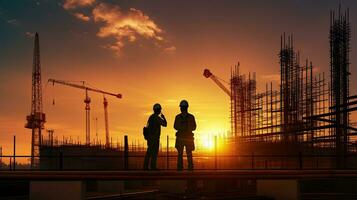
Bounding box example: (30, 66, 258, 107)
(150, 139, 160, 170)
(177, 147, 184, 171)
(176, 138, 184, 171)
(143, 140, 152, 170)
(187, 149, 193, 170)
(186, 138, 195, 170)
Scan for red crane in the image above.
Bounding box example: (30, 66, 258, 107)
(48, 79, 122, 146)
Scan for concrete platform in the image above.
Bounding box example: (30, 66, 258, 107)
(1, 170, 357, 181)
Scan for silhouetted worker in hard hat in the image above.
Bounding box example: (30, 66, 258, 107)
(174, 100, 196, 170)
(143, 103, 167, 170)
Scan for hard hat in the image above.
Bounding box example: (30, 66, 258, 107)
(153, 103, 162, 110)
(179, 100, 189, 107)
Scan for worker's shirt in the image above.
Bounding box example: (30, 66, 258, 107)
(147, 114, 167, 139)
(174, 113, 196, 138)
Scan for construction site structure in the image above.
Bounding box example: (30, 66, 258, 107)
(329, 6, 351, 167)
(48, 79, 122, 146)
(204, 6, 356, 166)
(25, 33, 46, 168)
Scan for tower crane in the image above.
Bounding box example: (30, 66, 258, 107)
(25, 33, 45, 168)
(48, 79, 122, 146)
(203, 69, 231, 96)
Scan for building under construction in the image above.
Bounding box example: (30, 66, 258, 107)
(205, 7, 356, 167)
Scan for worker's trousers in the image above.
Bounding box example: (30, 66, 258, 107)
(176, 136, 194, 170)
(143, 138, 159, 170)
(177, 147, 193, 170)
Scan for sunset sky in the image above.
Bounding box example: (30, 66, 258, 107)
(1, 0, 357, 156)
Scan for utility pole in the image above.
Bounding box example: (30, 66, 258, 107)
(13, 135, 16, 171)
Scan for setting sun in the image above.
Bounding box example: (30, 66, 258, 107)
(200, 134, 215, 150)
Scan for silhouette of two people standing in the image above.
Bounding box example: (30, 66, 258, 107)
(143, 100, 196, 171)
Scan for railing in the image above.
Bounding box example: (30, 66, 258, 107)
(1, 153, 356, 171)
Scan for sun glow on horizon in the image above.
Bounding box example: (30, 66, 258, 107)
(201, 134, 215, 150)
(197, 128, 230, 152)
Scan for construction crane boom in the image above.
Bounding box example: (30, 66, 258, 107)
(48, 79, 122, 99)
(48, 78, 122, 146)
(203, 69, 231, 96)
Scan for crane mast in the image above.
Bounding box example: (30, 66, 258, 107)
(25, 33, 46, 168)
(84, 89, 91, 145)
(48, 79, 121, 146)
(103, 97, 109, 148)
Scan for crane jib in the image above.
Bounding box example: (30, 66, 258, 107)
(48, 79, 122, 98)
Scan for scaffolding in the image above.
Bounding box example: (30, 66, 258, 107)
(230, 63, 257, 140)
(228, 7, 355, 160)
(330, 6, 351, 166)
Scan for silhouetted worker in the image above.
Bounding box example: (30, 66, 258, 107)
(143, 103, 167, 170)
(174, 100, 196, 170)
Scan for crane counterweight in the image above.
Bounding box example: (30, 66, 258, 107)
(203, 68, 231, 96)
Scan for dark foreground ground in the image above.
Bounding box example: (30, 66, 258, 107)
(1, 170, 357, 200)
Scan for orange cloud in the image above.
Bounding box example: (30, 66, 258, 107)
(92, 3, 164, 56)
(73, 12, 90, 22)
(163, 46, 176, 54)
(63, 0, 96, 10)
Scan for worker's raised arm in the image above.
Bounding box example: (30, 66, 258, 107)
(159, 114, 167, 127)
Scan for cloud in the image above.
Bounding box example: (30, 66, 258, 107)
(6, 19, 20, 26)
(163, 46, 176, 54)
(73, 12, 90, 22)
(25, 32, 35, 38)
(92, 3, 164, 56)
(63, 0, 96, 10)
(63, 1, 174, 56)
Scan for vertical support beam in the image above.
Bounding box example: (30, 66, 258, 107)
(167, 135, 169, 170)
(13, 135, 16, 171)
(215, 135, 217, 170)
(124, 135, 129, 170)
